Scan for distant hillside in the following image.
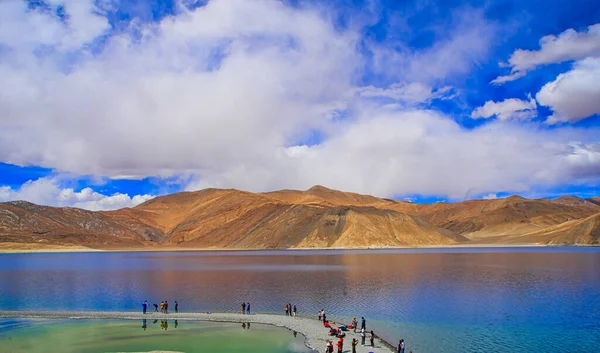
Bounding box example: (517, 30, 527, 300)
(1, 186, 599, 250)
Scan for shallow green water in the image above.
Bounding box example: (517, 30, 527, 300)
(0, 319, 311, 353)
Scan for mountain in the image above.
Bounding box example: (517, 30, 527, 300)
(0, 201, 161, 250)
(1, 186, 599, 251)
(499, 212, 600, 245)
(414, 196, 600, 239)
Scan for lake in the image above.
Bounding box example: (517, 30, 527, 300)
(1, 247, 599, 352)
(0, 318, 310, 353)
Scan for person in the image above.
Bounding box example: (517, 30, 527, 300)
(361, 328, 366, 345)
(165, 301, 168, 314)
(361, 316, 366, 330)
(326, 340, 333, 353)
(351, 338, 358, 353)
(160, 301, 164, 313)
(398, 339, 405, 353)
(175, 301, 178, 313)
(322, 312, 327, 323)
(318, 310, 322, 321)
(351, 316, 357, 332)
(293, 305, 297, 318)
(337, 337, 343, 353)
(370, 330, 375, 347)
(153, 303, 158, 312)
(285, 304, 289, 316)
(242, 302, 246, 314)
(142, 300, 147, 314)
(246, 302, 251, 314)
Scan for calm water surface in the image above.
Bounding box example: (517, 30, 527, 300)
(0, 318, 310, 353)
(1, 247, 599, 352)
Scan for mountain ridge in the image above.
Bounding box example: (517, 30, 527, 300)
(1, 186, 599, 250)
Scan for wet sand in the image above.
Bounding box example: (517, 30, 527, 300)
(0, 310, 395, 353)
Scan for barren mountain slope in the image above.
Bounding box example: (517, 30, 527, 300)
(497, 212, 600, 245)
(128, 188, 462, 248)
(0, 201, 159, 248)
(416, 196, 599, 239)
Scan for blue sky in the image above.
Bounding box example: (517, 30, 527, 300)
(0, 0, 599, 209)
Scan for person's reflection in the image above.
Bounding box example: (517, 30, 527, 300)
(247, 322, 250, 329)
(153, 319, 158, 324)
(142, 319, 147, 331)
(293, 330, 297, 337)
(174, 320, 178, 329)
(242, 322, 246, 329)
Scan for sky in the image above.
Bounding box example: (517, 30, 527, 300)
(0, 0, 599, 210)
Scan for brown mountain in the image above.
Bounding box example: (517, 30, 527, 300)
(415, 195, 600, 240)
(496, 212, 600, 245)
(1, 186, 599, 251)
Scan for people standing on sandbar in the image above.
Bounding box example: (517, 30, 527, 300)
(285, 304, 289, 316)
(293, 305, 297, 318)
(318, 309, 322, 321)
(398, 339, 405, 353)
(351, 338, 358, 353)
(241, 302, 246, 314)
(361, 316, 366, 331)
(160, 301, 164, 313)
(322, 311, 327, 323)
(370, 330, 375, 347)
(351, 316, 357, 332)
(165, 300, 169, 314)
(175, 301, 178, 313)
(326, 340, 333, 353)
(361, 328, 366, 345)
(153, 303, 159, 312)
(337, 336, 344, 353)
(142, 300, 147, 314)
(246, 302, 251, 315)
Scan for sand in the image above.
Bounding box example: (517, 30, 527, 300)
(0, 311, 396, 353)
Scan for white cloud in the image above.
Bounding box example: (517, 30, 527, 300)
(358, 83, 455, 104)
(471, 95, 537, 121)
(492, 23, 600, 84)
(536, 57, 600, 124)
(0, 1, 599, 201)
(482, 193, 497, 200)
(186, 109, 600, 199)
(0, 177, 154, 211)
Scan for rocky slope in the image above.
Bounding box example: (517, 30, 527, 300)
(1, 186, 599, 250)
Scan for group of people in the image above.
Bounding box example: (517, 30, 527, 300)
(241, 302, 251, 314)
(284, 303, 297, 317)
(141, 300, 179, 314)
(321, 312, 409, 353)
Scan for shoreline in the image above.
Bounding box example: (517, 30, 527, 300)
(0, 243, 589, 254)
(0, 311, 396, 353)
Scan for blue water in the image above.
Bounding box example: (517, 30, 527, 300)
(1, 247, 599, 352)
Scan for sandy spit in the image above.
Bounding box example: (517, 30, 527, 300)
(0, 311, 395, 353)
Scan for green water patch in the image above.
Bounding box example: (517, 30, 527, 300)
(0, 319, 311, 353)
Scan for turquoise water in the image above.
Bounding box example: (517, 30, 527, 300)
(0, 318, 311, 353)
(1, 247, 599, 352)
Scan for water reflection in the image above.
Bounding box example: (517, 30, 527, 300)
(1, 249, 599, 352)
(142, 318, 147, 330)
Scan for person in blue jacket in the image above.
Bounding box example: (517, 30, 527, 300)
(246, 302, 251, 314)
(142, 300, 148, 314)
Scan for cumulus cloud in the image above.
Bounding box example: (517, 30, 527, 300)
(482, 193, 498, 200)
(0, 1, 599, 201)
(492, 23, 600, 84)
(536, 58, 600, 124)
(0, 177, 154, 211)
(358, 83, 455, 104)
(471, 95, 537, 121)
(186, 109, 600, 199)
